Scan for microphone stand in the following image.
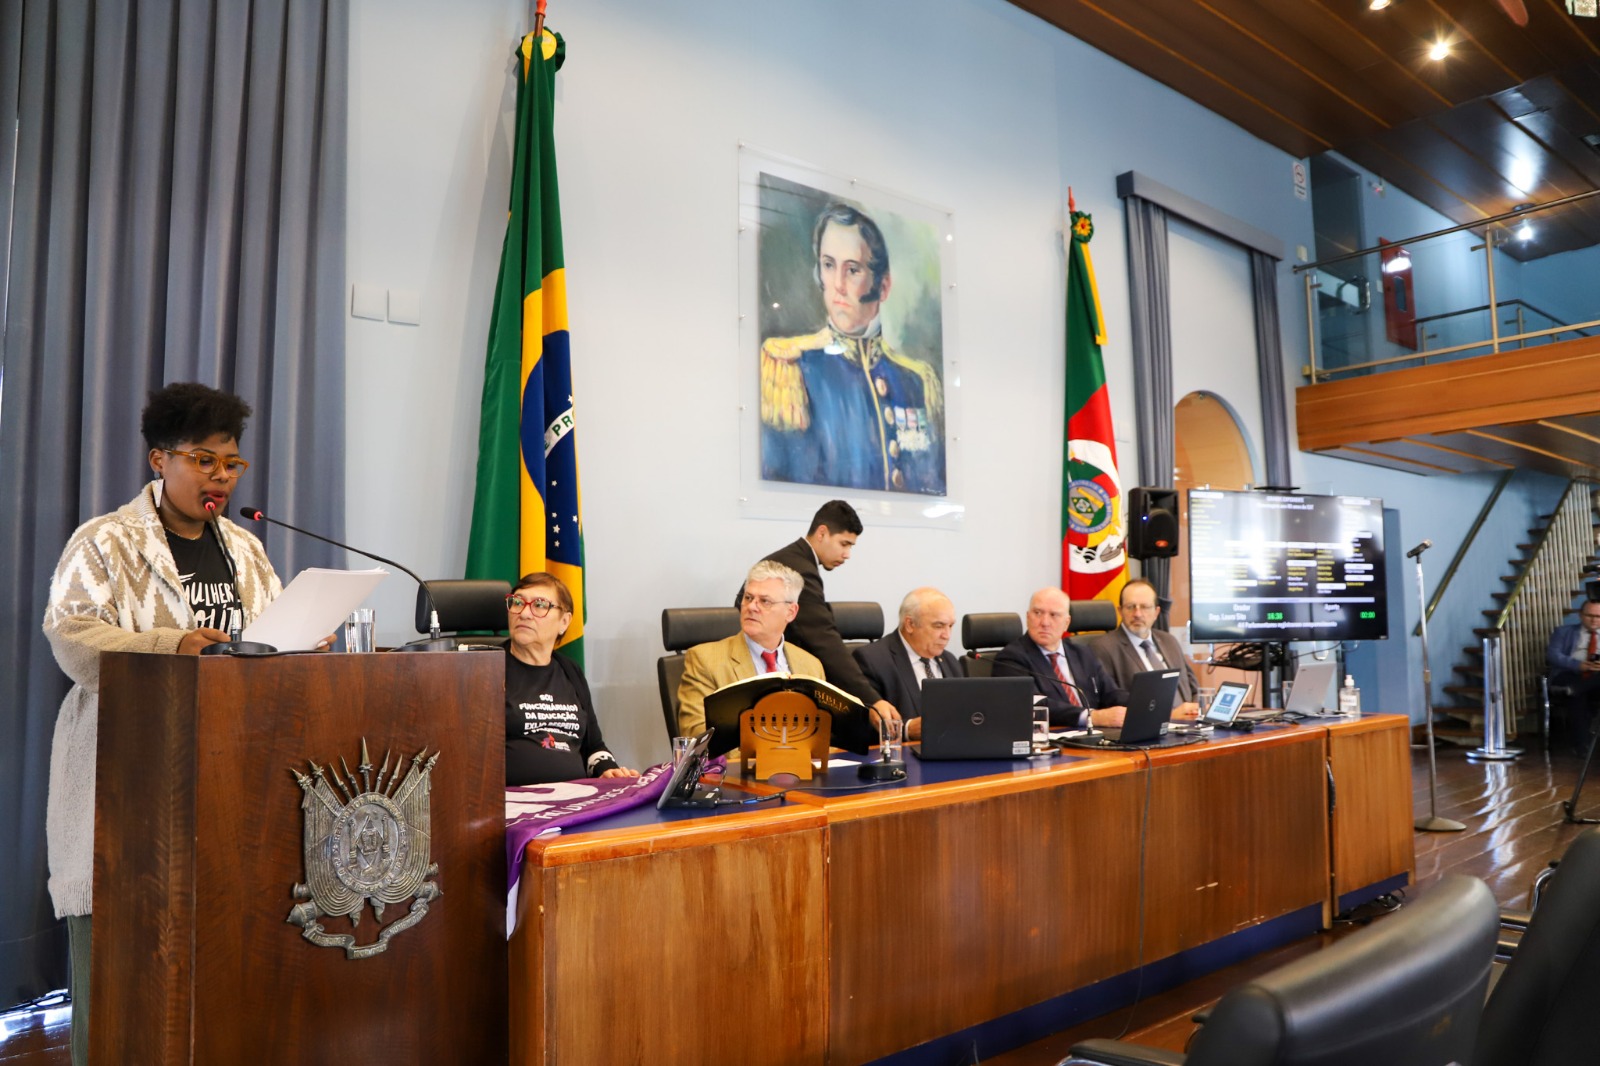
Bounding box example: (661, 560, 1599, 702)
(241, 507, 456, 652)
(1412, 541, 1465, 832)
(198, 504, 276, 656)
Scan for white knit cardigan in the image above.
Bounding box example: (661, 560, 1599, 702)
(41, 481, 281, 916)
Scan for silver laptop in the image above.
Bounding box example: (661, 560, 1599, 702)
(1284, 660, 1341, 717)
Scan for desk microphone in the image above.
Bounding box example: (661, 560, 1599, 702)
(197, 500, 277, 656)
(238, 505, 454, 651)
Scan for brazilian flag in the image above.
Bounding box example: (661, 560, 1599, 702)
(466, 29, 586, 663)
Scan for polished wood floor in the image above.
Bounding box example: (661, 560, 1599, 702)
(3, 742, 1595, 1066)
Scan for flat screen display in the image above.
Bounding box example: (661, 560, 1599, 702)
(1188, 490, 1388, 643)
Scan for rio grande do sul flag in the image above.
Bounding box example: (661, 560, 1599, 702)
(465, 28, 587, 664)
(1062, 198, 1127, 604)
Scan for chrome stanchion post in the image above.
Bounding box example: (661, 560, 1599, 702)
(1469, 632, 1520, 761)
(1413, 540, 1467, 831)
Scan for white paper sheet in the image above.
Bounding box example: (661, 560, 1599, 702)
(243, 567, 389, 650)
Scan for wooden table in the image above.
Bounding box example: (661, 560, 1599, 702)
(508, 714, 1414, 1065)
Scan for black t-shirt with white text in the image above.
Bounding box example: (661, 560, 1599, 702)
(505, 651, 619, 785)
(165, 526, 241, 635)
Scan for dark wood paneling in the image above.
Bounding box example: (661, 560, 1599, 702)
(93, 652, 507, 1066)
(1006, 0, 1600, 256)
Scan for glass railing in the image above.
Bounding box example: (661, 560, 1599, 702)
(1296, 190, 1600, 383)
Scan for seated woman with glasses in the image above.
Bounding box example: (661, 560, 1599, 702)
(42, 381, 291, 1066)
(504, 572, 638, 785)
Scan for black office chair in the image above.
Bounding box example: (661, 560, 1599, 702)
(1068, 599, 1118, 635)
(960, 613, 1022, 678)
(1474, 827, 1600, 1066)
(415, 579, 512, 646)
(1062, 874, 1498, 1066)
(657, 607, 741, 740)
(832, 601, 885, 647)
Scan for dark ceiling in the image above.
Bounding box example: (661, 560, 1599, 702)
(1010, 0, 1600, 259)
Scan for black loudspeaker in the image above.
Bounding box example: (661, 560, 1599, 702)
(1128, 487, 1180, 559)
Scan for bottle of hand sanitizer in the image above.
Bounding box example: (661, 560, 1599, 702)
(1338, 675, 1361, 717)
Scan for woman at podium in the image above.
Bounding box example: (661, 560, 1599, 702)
(41, 382, 283, 1066)
(505, 572, 638, 785)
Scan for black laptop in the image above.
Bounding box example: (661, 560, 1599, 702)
(1062, 669, 1197, 750)
(913, 676, 1034, 760)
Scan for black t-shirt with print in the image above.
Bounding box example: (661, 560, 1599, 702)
(165, 525, 241, 635)
(505, 652, 619, 785)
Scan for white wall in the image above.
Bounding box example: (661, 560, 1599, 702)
(350, 0, 1517, 767)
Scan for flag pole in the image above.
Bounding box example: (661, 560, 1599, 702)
(532, 0, 547, 41)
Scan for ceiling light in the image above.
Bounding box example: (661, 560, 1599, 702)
(1428, 40, 1452, 60)
(1512, 203, 1536, 242)
(1508, 158, 1536, 194)
(1370, 0, 1392, 8)
(1566, 0, 1597, 17)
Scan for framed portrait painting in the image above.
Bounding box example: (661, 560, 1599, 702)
(737, 147, 962, 527)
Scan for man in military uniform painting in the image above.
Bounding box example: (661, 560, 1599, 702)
(760, 203, 946, 495)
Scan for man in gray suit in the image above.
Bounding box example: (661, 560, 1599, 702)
(1089, 578, 1201, 717)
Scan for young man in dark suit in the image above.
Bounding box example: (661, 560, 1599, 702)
(854, 587, 963, 740)
(993, 587, 1128, 729)
(754, 500, 901, 731)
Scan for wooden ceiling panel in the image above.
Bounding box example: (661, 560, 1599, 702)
(1008, 0, 1600, 259)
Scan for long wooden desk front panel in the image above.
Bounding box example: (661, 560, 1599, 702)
(1326, 714, 1415, 903)
(810, 728, 1329, 1064)
(510, 804, 830, 1065)
(508, 714, 1410, 1066)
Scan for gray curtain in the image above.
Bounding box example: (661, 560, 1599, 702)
(1251, 249, 1292, 488)
(1124, 195, 1174, 604)
(0, 0, 347, 1010)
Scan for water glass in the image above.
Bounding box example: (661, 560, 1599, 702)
(1032, 701, 1052, 756)
(878, 716, 904, 764)
(671, 735, 695, 774)
(344, 608, 375, 653)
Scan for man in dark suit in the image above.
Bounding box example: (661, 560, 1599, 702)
(1547, 599, 1600, 747)
(753, 499, 901, 730)
(993, 587, 1128, 729)
(1089, 577, 1201, 716)
(854, 587, 963, 740)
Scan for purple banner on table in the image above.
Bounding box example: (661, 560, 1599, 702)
(505, 763, 674, 894)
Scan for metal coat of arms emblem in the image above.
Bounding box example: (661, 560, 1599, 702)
(287, 739, 440, 959)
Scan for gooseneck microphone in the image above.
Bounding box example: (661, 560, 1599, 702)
(1406, 539, 1432, 559)
(238, 505, 453, 652)
(198, 500, 277, 656)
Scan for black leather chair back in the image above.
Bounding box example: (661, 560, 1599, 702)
(832, 601, 885, 647)
(1475, 827, 1600, 1066)
(657, 608, 741, 740)
(1068, 599, 1118, 634)
(1071, 875, 1497, 1066)
(416, 579, 512, 644)
(960, 612, 1022, 678)
(1183, 875, 1496, 1066)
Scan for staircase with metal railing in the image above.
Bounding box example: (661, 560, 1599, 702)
(1435, 480, 1600, 741)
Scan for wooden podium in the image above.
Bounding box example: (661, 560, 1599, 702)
(92, 651, 506, 1064)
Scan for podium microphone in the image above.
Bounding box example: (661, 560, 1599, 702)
(1406, 539, 1432, 559)
(238, 505, 455, 652)
(197, 500, 277, 656)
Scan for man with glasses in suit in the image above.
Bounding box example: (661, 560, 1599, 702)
(1089, 578, 1201, 718)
